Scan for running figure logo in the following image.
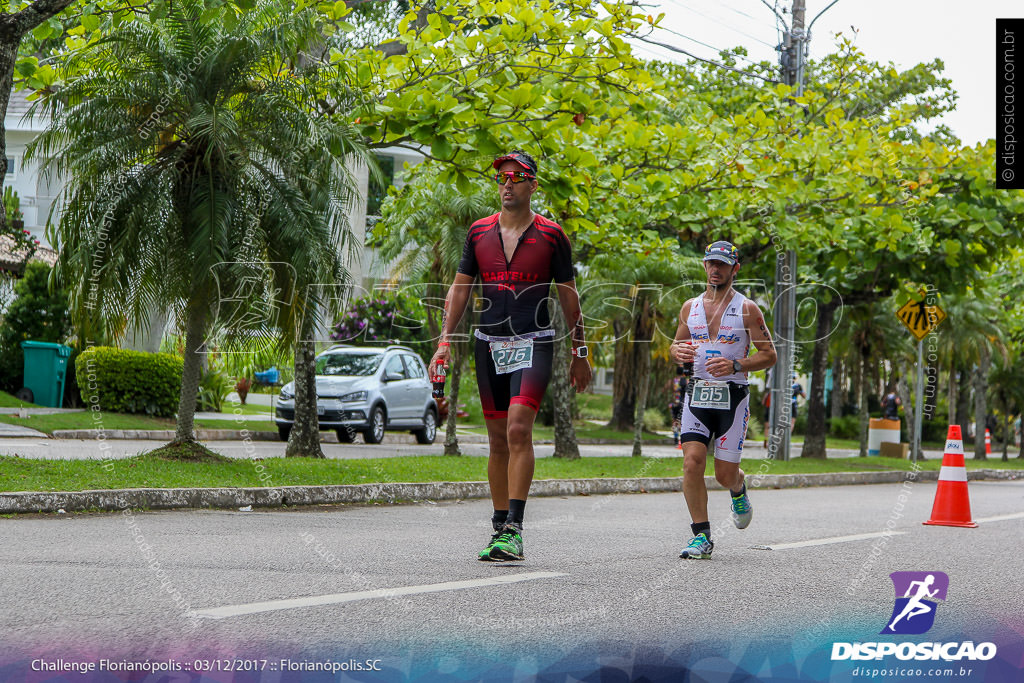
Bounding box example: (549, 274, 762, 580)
(881, 571, 949, 635)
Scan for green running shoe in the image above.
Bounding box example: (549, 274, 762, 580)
(731, 490, 753, 529)
(480, 524, 524, 562)
(679, 532, 714, 559)
(478, 530, 503, 561)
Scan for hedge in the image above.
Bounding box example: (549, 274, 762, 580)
(76, 346, 183, 417)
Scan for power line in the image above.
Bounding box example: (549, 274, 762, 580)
(653, 23, 765, 69)
(663, 0, 776, 49)
(679, 0, 779, 31)
(760, 0, 789, 29)
(632, 35, 780, 84)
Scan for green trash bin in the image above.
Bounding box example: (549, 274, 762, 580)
(19, 341, 73, 408)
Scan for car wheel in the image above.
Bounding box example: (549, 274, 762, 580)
(363, 405, 386, 444)
(336, 428, 356, 443)
(414, 408, 437, 445)
(277, 424, 291, 441)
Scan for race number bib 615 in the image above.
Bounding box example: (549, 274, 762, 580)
(690, 380, 730, 410)
(489, 339, 534, 375)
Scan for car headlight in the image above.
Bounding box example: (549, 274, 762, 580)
(339, 391, 368, 402)
(280, 387, 294, 400)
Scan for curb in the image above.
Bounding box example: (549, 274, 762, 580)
(1, 469, 1018, 515)
(49, 429, 492, 444)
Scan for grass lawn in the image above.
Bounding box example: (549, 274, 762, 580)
(0, 412, 171, 433)
(0, 390, 42, 408)
(2, 452, 1022, 493)
(0, 412, 277, 435)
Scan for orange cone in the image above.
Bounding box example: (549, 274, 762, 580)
(923, 425, 977, 528)
(985, 429, 992, 455)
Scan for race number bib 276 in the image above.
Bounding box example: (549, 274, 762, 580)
(689, 380, 730, 410)
(489, 339, 534, 375)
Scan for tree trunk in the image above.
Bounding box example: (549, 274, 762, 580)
(955, 364, 971, 439)
(174, 302, 208, 442)
(972, 346, 990, 460)
(607, 321, 636, 431)
(1002, 411, 1009, 461)
(444, 339, 465, 456)
(830, 357, 843, 420)
(286, 338, 324, 458)
(857, 347, 869, 458)
(630, 301, 654, 457)
(1018, 413, 1023, 459)
(897, 372, 913, 448)
(552, 302, 579, 460)
(947, 362, 957, 427)
(923, 358, 939, 420)
(801, 303, 835, 458)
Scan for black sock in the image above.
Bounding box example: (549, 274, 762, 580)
(690, 521, 711, 539)
(491, 510, 508, 531)
(731, 482, 747, 498)
(506, 499, 526, 527)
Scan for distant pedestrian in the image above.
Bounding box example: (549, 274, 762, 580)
(881, 386, 901, 420)
(790, 377, 805, 431)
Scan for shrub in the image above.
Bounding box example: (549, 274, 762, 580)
(643, 407, 669, 431)
(77, 346, 183, 417)
(828, 415, 861, 440)
(331, 291, 427, 350)
(0, 262, 71, 394)
(197, 368, 232, 412)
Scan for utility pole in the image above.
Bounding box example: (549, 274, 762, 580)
(768, 0, 805, 462)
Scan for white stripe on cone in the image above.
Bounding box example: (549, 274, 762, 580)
(938, 466, 968, 482)
(944, 439, 964, 454)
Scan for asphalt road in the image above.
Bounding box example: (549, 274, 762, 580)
(1, 481, 1021, 680)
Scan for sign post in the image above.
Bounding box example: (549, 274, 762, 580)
(895, 294, 947, 463)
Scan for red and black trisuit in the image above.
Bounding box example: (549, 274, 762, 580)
(457, 213, 574, 419)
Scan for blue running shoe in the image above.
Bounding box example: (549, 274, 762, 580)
(679, 532, 714, 559)
(731, 489, 753, 529)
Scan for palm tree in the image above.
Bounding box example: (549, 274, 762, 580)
(374, 170, 494, 455)
(29, 0, 369, 452)
(935, 293, 1006, 459)
(585, 251, 701, 456)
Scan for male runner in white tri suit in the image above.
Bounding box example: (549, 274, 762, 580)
(670, 241, 777, 559)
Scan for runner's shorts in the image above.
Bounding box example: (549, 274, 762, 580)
(474, 337, 553, 420)
(679, 383, 750, 462)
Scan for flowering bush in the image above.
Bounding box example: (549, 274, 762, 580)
(331, 292, 427, 347)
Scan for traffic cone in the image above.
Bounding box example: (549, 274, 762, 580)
(923, 425, 977, 528)
(985, 429, 992, 455)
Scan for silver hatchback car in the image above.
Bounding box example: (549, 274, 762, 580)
(274, 345, 438, 444)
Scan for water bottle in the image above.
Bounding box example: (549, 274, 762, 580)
(431, 360, 446, 398)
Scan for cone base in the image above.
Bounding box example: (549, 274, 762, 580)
(923, 520, 978, 528)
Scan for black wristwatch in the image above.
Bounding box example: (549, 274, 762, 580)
(732, 359, 743, 373)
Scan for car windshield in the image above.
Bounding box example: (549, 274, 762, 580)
(316, 352, 383, 377)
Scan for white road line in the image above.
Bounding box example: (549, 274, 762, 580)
(974, 512, 1024, 523)
(756, 531, 907, 551)
(192, 571, 567, 620)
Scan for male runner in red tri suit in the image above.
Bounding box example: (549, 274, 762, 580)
(431, 151, 591, 561)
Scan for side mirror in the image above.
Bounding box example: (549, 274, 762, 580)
(384, 372, 403, 382)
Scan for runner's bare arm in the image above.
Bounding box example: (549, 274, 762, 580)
(555, 280, 592, 392)
(670, 300, 695, 365)
(739, 300, 777, 372)
(430, 273, 474, 370)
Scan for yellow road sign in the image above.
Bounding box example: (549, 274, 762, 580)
(895, 296, 947, 341)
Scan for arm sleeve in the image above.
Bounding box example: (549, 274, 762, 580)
(551, 228, 574, 283)
(457, 230, 478, 277)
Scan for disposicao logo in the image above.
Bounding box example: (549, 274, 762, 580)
(831, 571, 997, 662)
(882, 571, 948, 635)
